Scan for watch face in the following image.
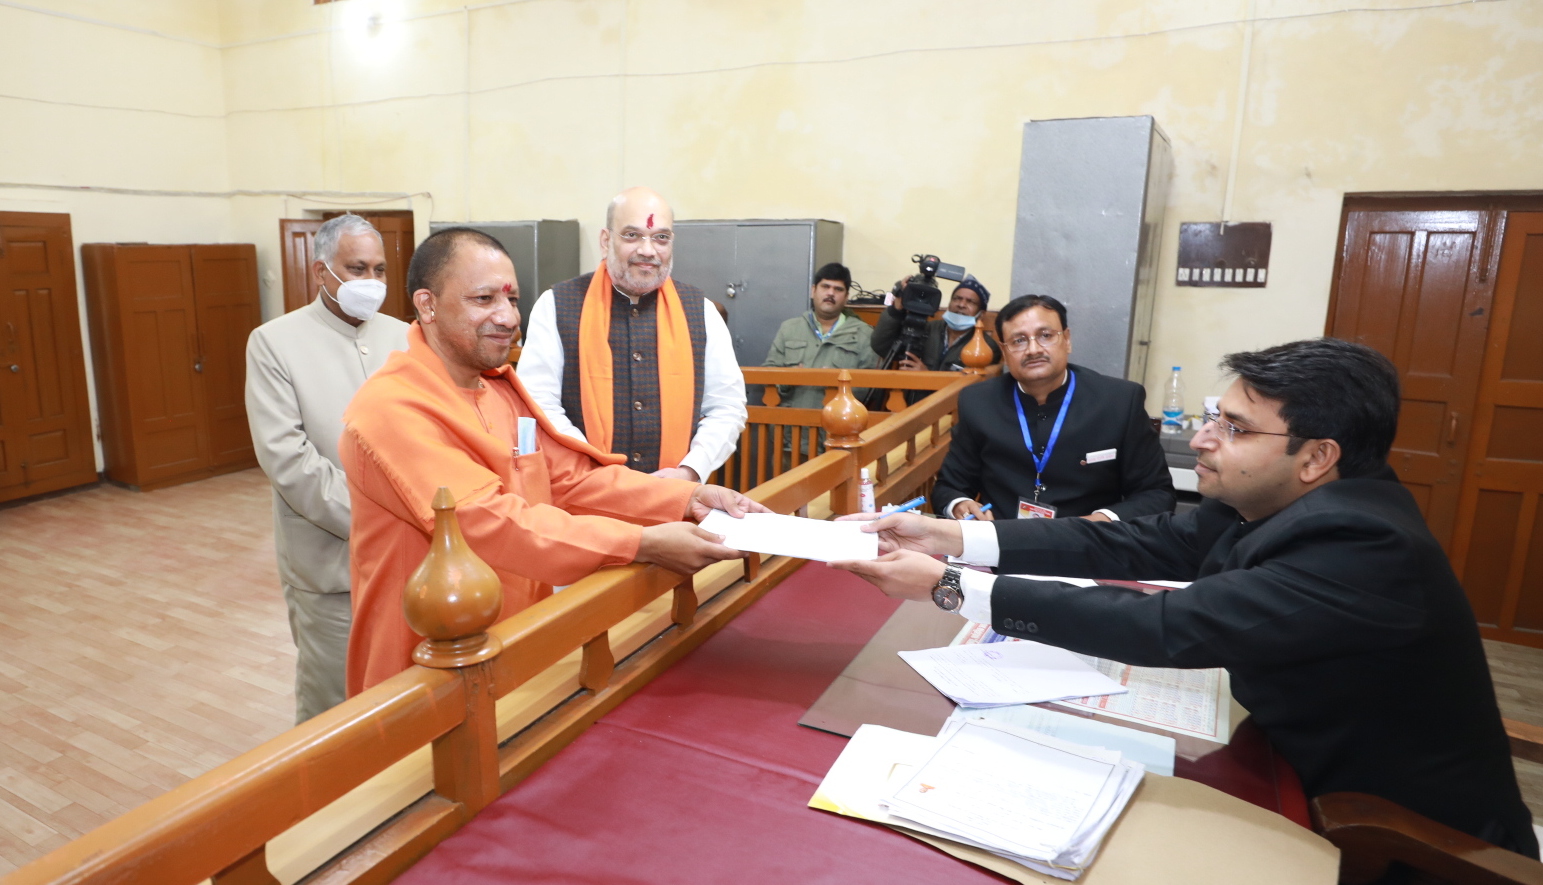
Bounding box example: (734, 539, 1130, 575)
(933, 584, 963, 612)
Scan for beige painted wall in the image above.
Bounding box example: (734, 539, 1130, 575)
(5, 0, 1543, 469)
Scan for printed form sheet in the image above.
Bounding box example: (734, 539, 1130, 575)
(953, 621, 1231, 743)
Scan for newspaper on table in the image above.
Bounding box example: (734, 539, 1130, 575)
(951, 575, 1230, 743)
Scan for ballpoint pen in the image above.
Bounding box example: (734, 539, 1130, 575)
(962, 503, 993, 521)
(891, 496, 927, 513)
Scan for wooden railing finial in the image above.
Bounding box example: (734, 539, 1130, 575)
(961, 318, 994, 375)
(404, 487, 504, 669)
(822, 369, 867, 449)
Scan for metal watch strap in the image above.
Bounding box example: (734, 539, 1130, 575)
(932, 564, 964, 612)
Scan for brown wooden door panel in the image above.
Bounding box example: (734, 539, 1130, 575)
(367, 214, 415, 322)
(114, 247, 209, 484)
(0, 213, 97, 501)
(190, 245, 260, 469)
(1451, 212, 1543, 644)
(280, 219, 321, 313)
(1327, 208, 1493, 550)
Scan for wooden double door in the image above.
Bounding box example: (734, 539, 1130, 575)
(280, 211, 415, 320)
(82, 243, 261, 490)
(1328, 197, 1543, 646)
(0, 212, 98, 503)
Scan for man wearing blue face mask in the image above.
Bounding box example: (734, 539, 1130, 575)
(871, 274, 1003, 376)
(244, 213, 410, 723)
(873, 274, 1003, 408)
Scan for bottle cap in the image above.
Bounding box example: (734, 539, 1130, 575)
(860, 468, 870, 480)
(1173, 366, 1181, 371)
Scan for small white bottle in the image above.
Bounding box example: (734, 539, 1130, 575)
(1162, 367, 1185, 435)
(858, 468, 876, 513)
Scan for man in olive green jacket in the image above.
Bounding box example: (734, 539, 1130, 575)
(764, 262, 877, 409)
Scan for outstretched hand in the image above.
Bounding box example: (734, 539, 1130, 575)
(636, 522, 745, 575)
(828, 550, 946, 602)
(834, 511, 963, 557)
(687, 484, 770, 521)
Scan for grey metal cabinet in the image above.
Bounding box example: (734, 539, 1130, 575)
(429, 219, 581, 337)
(1009, 116, 1171, 383)
(670, 219, 843, 366)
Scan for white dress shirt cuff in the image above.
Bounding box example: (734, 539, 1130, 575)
(1094, 508, 1120, 521)
(955, 520, 1001, 567)
(957, 568, 996, 624)
(945, 497, 972, 520)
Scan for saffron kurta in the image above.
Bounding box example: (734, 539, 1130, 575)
(340, 324, 696, 694)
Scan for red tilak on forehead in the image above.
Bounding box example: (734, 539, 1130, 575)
(502, 283, 513, 293)
(646, 213, 655, 229)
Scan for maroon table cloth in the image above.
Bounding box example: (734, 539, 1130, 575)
(399, 562, 1305, 883)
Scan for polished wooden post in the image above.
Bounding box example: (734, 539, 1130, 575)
(404, 487, 505, 816)
(823, 369, 867, 514)
(960, 320, 994, 375)
(671, 573, 698, 627)
(580, 632, 615, 692)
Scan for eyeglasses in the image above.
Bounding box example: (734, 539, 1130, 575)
(615, 230, 673, 247)
(1200, 412, 1298, 444)
(1003, 329, 1064, 352)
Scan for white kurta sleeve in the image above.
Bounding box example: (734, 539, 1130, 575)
(678, 300, 748, 481)
(515, 290, 587, 442)
(244, 328, 352, 539)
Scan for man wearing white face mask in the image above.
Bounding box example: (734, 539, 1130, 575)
(245, 213, 410, 723)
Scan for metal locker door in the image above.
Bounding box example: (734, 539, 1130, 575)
(670, 220, 739, 332)
(727, 223, 814, 367)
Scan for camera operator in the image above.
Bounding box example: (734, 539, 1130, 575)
(872, 274, 1002, 374)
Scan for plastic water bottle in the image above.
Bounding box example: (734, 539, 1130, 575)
(1162, 367, 1185, 435)
(859, 468, 876, 513)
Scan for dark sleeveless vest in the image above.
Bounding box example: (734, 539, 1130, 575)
(551, 272, 708, 471)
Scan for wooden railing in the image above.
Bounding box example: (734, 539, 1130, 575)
(715, 365, 996, 502)
(6, 370, 991, 885)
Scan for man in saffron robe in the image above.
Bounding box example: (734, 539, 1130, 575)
(517, 187, 747, 481)
(341, 227, 763, 694)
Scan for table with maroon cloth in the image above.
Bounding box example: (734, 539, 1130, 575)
(398, 563, 1306, 884)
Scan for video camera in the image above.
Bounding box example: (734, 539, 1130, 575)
(881, 253, 967, 371)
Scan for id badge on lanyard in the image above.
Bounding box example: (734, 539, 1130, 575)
(1018, 498, 1057, 519)
(1013, 371, 1075, 520)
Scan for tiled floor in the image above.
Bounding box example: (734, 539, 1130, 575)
(2, 471, 1543, 873)
(0, 469, 295, 873)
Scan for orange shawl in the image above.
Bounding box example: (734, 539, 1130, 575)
(577, 263, 695, 470)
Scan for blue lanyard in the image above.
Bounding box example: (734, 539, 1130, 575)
(807, 312, 843, 342)
(1013, 370, 1075, 499)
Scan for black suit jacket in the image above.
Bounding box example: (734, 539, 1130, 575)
(984, 468, 1536, 856)
(931, 365, 1175, 519)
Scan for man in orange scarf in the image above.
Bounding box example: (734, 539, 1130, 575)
(517, 187, 747, 482)
(340, 227, 763, 694)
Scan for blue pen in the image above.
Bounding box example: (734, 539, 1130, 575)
(892, 496, 927, 513)
(963, 503, 993, 521)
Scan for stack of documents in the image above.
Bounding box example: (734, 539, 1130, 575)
(897, 640, 1128, 707)
(951, 619, 1233, 744)
(812, 720, 1145, 880)
(944, 705, 1176, 777)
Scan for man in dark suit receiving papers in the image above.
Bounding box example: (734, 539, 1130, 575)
(833, 337, 1537, 858)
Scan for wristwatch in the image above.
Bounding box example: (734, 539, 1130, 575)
(932, 564, 964, 612)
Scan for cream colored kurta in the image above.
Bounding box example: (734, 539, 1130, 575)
(245, 298, 410, 595)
